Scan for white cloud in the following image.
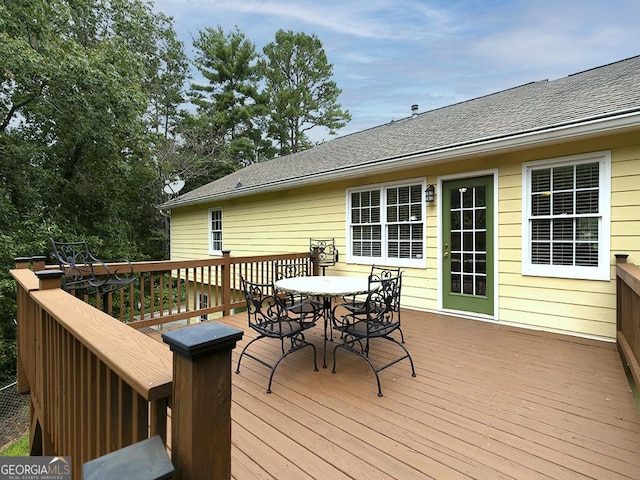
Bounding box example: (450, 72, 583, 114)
(158, 0, 453, 41)
(153, 0, 640, 138)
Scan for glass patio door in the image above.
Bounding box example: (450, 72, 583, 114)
(442, 176, 494, 315)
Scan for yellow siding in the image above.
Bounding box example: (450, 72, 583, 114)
(169, 131, 640, 340)
(170, 205, 211, 259)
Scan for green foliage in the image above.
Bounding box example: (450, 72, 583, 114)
(263, 30, 351, 155)
(0, 4, 352, 384)
(188, 26, 273, 168)
(0, 0, 183, 382)
(183, 26, 352, 167)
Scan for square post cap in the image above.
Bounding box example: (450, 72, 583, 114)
(162, 322, 243, 360)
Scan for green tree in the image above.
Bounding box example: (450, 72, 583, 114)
(262, 29, 351, 155)
(188, 26, 272, 170)
(0, 0, 188, 382)
(148, 22, 190, 140)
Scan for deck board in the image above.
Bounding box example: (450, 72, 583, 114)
(147, 309, 640, 479)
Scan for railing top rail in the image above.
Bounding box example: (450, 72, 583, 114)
(43, 251, 312, 274)
(617, 263, 640, 297)
(31, 288, 173, 401)
(10, 268, 41, 292)
(227, 252, 310, 264)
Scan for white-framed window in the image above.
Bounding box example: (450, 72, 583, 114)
(209, 208, 223, 255)
(197, 292, 209, 321)
(522, 151, 611, 280)
(347, 179, 426, 268)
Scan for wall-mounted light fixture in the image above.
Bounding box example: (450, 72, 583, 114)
(425, 184, 435, 203)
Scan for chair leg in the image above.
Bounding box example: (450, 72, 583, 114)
(381, 335, 416, 378)
(266, 342, 317, 393)
(237, 334, 318, 394)
(332, 342, 384, 396)
(235, 335, 265, 374)
(332, 336, 415, 397)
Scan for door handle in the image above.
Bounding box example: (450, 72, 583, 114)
(444, 251, 449, 257)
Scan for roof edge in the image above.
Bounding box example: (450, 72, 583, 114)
(162, 109, 640, 210)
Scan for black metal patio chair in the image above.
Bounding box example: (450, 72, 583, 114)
(309, 238, 339, 275)
(331, 272, 416, 396)
(274, 260, 324, 321)
(336, 265, 406, 342)
(50, 239, 135, 311)
(236, 276, 319, 394)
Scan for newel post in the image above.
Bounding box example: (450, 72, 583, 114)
(615, 253, 629, 264)
(31, 255, 48, 271)
(221, 250, 232, 316)
(310, 247, 320, 276)
(35, 269, 65, 291)
(14, 257, 32, 269)
(162, 322, 243, 480)
(13, 257, 37, 395)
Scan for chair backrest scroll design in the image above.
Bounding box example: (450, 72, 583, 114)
(241, 276, 285, 332)
(310, 238, 339, 274)
(366, 272, 402, 334)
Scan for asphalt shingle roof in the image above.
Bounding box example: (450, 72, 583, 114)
(165, 55, 640, 208)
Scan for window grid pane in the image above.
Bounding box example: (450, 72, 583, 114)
(529, 162, 600, 267)
(210, 209, 223, 251)
(386, 185, 423, 259)
(350, 184, 424, 261)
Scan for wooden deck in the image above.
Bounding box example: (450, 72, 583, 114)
(148, 309, 640, 480)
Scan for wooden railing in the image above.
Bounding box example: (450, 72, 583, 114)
(74, 251, 317, 330)
(616, 256, 640, 391)
(12, 251, 315, 479)
(12, 265, 172, 479)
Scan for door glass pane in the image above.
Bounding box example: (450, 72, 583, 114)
(463, 275, 474, 294)
(463, 253, 474, 273)
(451, 274, 461, 294)
(451, 253, 461, 273)
(462, 189, 473, 208)
(475, 277, 486, 296)
(451, 232, 461, 251)
(476, 254, 487, 274)
(463, 210, 473, 228)
(451, 190, 460, 209)
(475, 186, 486, 207)
(463, 232, 473, 251)
(451, 211, 461, 230)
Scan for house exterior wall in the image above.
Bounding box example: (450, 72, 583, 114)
(168, 131, 640, 340)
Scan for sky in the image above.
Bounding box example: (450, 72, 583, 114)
(152, 0, 640, 142)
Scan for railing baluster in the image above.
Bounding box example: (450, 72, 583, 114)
(149, 272, 156, 320)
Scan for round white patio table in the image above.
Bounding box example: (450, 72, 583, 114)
(275, 275, 369, 368)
